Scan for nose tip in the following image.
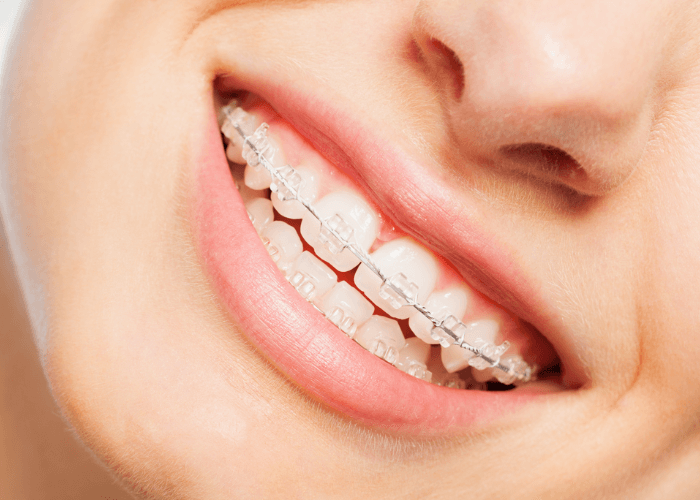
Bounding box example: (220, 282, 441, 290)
(412, 1, 660, 195)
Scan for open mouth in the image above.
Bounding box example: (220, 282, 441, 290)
(196, 82, 577, 433)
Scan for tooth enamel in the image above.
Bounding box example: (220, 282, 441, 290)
(395, 337, 432, 382)
(221, 106, 256, 164)
(320, 281, 374, 338)
(272, 164, 320, 219)
(260, 221, 303, 274)
(440, 319, 500, 373)
(471, 366, 493, 383)
(300, 190, 379, 272)
(353, 316, 406, 365)
(354, 237, 438, 319)
(426, 351, 468, 389)
(243, 125, 287, 190)
(245, 198, 274, 233)
(287, 251, 338, 303)
(408, 286, 470, 344)
(237, 180, 270, 205)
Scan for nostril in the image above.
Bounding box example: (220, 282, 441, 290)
(500, 143, 586, 185)
(426, 37, 465, 100)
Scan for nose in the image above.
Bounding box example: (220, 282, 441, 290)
(412, 0, 665, 195)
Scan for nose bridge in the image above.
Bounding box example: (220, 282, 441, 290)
(412, 0, 662, 195)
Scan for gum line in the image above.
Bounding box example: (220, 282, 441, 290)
(220, 102, 536, 386)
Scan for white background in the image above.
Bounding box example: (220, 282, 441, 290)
(1, 0, 26, 75)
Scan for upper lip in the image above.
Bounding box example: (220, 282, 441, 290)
(198, 70, 587, 434)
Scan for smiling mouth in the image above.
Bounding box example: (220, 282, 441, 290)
(214, 91, 562, 393)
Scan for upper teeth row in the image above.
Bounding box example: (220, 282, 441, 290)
(219, 101, 536, 385)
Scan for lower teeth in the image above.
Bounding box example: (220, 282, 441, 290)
(220, 100, 538, 390)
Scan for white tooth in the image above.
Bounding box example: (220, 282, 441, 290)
(244, 131, 286, 190)
(260, 221, 303, 275)
(408, 285, 470, 344)
(426, 348, 467, 389)
(222, 106, 256, 164)
(245, 198, 274, 233)
(353, 316, 405, 365)
(300, 190, 379, 272)
(320, 282, 374, 338)
(287, 251, 338, 303)
(354, 237, 438, 319)
(272, 164, 320, 219)
(395, 337, 432, 381)
(440, 319, 500, 373)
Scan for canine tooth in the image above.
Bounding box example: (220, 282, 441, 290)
(440, 319, 500, 373)
(245, 198, 274, 233)
(320, 282, 374, 338)
(395, 338, 432, 381)
(272, 164, 320, 219)
(354, 237, 438, 319)
(243, 125, 286, 190)
(300, 191, 379, 272)
(354, 316, 406, 365)
(408, 286, 470, 344)
(260, 221, 303, 274)
(287, 251, 337, 303)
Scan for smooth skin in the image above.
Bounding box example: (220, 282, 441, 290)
(2, 0, 700, 498)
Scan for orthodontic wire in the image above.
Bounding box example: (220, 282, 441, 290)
(222, 104, 536, 384)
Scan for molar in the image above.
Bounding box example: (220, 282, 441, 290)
(354, 237, 438, 319)
(320, 282, 374, 338)
(245, 198, 274, 233)
(260, 221, 304, 275)
(440, 318, 500, 373)
(272, 164, 320, 219)
(354, 316, 406, 365)
(300, 190, 379, 272)
(287, 251, 338, 303)
(395, 337, 432, 382)
(408, 286, 471, 344)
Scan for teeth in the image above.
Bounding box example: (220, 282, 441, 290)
(260, 221, 303, 275)
(245, 198, 274, 234)
(221, 105, 256, 164)
(319, 282, 374, 338)
(300, 191, 379, 272)
(287, 251, 338, 303)
(354, 237, 438, 319)
(408, 286, 471, 344)
(440, 318, 500, 373)
(272, 164, 320, 219)
(244, 124, 287, 190)
(353, 316, 406, 365)
(395, 337, 432, 382)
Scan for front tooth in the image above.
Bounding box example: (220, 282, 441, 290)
(287, 251, 338, 303)
(408, 286, 471, 344)
(300, 190, 379, 272)
(272, 164, 320, 219)
(353, 316, 406, 365)
(260, 221, 303, 275)
(395, 337, 432, 381)
(440, 318, 500, 373)
(320, 282, 374, 338)
(354, 237, 438, 319)
(245, 198, 274, 233)
(243, 125, 287, 190)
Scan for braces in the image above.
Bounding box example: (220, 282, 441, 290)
(220, 102, 536, 386)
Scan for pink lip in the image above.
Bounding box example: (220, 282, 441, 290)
(194, 75, 582, 434)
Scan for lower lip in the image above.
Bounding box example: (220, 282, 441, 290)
(195, 108, 552, 435)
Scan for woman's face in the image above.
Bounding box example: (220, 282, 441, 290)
(3, 0, 700, 497)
